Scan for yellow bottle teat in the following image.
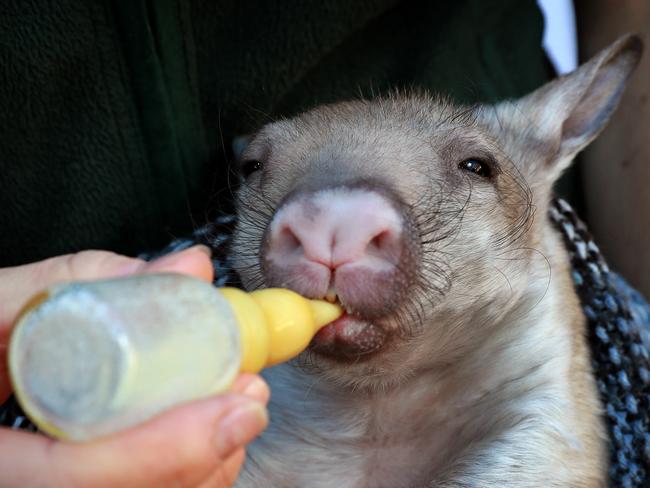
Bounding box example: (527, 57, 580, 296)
(219, 288, 342, 373)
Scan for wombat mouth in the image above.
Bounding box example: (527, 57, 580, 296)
(309, 310, 390, 360)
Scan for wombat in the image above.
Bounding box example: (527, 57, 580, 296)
(230, 35, 642, 487)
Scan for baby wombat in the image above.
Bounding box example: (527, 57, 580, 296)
(230, 35, 642, 487)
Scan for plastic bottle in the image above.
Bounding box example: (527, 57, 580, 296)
(8, 273, 341, 441)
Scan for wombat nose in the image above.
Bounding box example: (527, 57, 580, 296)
(265, 189, 404, 273)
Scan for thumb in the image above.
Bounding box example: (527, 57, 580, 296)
(0, 246, 213, 402)
(0, 394, 268, 488)
(0, 246, 213, 328)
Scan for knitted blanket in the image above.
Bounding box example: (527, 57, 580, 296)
(549, 199, 650, 487)
(2, 200, 648, 487)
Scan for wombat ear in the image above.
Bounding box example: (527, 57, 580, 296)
(517, 34, 642, 176)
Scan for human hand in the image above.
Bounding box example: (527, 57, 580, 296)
(0, 247, 269, 487)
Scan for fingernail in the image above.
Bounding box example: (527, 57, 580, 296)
(150, 245, 212, 267)
(243, 377, 269, 402)
(214, 402, 268, 458)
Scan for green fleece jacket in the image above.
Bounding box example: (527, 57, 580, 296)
(0, 0, 547, 266)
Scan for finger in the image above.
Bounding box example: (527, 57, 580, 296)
(230, 374, 271, 405)
(197, 448, 246, 488)
(0, 245, 213, 329)
(0, 251, 143, 329)
(0, 394, 268, 488)
(142, 245, 214, 283)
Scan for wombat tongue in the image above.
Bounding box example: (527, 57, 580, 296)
(311, 313, 387, 358)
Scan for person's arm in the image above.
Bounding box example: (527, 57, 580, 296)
(0, 247, 269, 487)
(575, 0, 650, 296)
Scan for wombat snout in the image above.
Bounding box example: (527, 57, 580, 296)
(260, 184, 420, 357)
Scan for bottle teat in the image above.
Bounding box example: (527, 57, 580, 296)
(219, 288, 341, 372)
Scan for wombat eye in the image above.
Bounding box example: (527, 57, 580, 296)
(459, 159, 492, 178)
(240, 160, 263, 178)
